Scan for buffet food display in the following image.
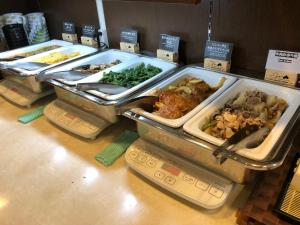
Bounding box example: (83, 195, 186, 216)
(0, 44, 97, 94)
(0, 43, 299, 185)
(0, 39, 72, 63)
(152, 76, 223, 119)
(132, 67, 237, 128)
(44, 49, 139, 85)
(32, 51, 80, 64)
(202, 90, 288, 140)
(100, 63, 162, 88)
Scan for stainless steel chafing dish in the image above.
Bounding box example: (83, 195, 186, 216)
(43, 53, 178, 138)
(0, 44, 98, 93)
(122, 66, 300, 184)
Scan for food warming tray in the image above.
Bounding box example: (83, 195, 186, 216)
(1, 44, 97, 76)
(74, 56, 178, 101)
(0, 44, 97, 93)
(122, 66, 300, 184)
(43, 49, 139, 85)
(132, 67, 237, 128)
(46, 55, 178, 124)
(0, 39, 72, 65)
(183, 78, 300, 161)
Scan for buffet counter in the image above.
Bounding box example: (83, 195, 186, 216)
(0, 98, 251, 225)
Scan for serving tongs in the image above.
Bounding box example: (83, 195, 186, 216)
(0, 56, 25, 62)
(1, 61, 49, 75)
(76, 82, 129, 95)
(213, 125, 270, 164)
(117, 95, 159, 115)
(36, 64, 95, 82)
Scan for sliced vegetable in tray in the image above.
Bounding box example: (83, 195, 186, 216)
(100, 63, 162, 88)
(202, 90, 288, 140)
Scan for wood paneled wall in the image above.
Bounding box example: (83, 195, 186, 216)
(34, 0, 300, 74)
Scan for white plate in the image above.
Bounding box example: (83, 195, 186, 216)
(132, 67, 237, 128)
(77, 57, 177, 101)
(0, 39, 72, 63)
(183, 78, 300, 161)
(3, 44, 97, 75)
(45, 49, 139, 85)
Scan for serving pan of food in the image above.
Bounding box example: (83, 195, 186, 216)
(0, 39, 72, 64)
(122, 66, 300, 184)
(40, 49, 139, 85)
(183, 78, 300, 161)
(129, 67, 237, 128)
(73, 56, 178, 101)
(0, 44, 97, 93)
(45, 55, 178, 124)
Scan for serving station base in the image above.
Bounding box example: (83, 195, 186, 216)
(126, 138, 234, 209)
(44, 99, 110, 139)
(0, 79, 54, 107)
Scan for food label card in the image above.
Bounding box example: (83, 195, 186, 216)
(82, 24, 97, 38)
(266, 50, 300, 74)
(63, 21, 76, 34)
(120, 29, 138, 44)
(265, 50, 300, 86)
(204, 40, 233, 61)
(159, 34, 180, 53)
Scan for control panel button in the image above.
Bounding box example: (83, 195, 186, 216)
(146, 159, 157, 168)
(154, 171, 165, 180)
(129, 151, 138, 160)
(165, 176, 176, 185)
(209, 186, 224, 198)
(183, 174, 196, 184)
(195, 180, 209, 191)
(137, 154, 149, 163)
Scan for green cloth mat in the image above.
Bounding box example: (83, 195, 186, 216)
(18, 105, 45, 124)
(95, 130, 139, 166)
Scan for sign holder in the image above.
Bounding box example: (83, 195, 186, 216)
(204, 40, 233, 72)
(265, 50, 300, 87)
(120, 29, 139, 53)
(62, 22, 78, 43)
(157, 34, 180, 63)
(81, 24, 98, 48)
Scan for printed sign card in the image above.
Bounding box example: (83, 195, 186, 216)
(82, 24, 97, 38)
(204, 40, 233, 72)
(120, 28, 139, 53)
(62, 21, 78, 43)
(121, 29, 138, 44)
(265, 50, 300, 86)
(159, 34, 180, 53)
(63, 21, 76, 34)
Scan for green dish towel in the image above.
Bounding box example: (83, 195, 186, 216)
(18, 105, 45, 124)
(96, 130, 139, 167)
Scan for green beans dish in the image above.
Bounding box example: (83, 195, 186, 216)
(100, 63, 162, 88)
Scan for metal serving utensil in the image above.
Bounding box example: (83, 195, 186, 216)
(213, 125, 260, 164)
(116, 95, 159, 115)
(76, 82, 129, 95)
(36, 64, 99, 82)
(0, 56, 25, 62)
(2, 61, 49, 71)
